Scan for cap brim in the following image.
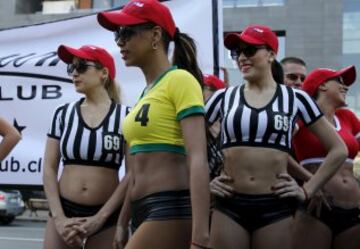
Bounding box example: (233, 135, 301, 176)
(224, 33, 241, 50)
(97, 11, 147, 31)
(224, 33, 264, 50)
(57, 45, 95, 64)
(337, 65, 356, 86)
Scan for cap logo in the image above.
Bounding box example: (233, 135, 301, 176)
(87, 46, 97, 50)
(129, 1, 144, 7)
(253, 27, 264, 33)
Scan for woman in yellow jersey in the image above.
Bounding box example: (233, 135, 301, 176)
(97, 1, 211, 249)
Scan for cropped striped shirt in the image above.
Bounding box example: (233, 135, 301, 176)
(205, 84, 323, 153)
(48, 98, 130, 170)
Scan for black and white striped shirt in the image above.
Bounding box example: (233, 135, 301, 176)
(205, 84, 323, 153)
(48, 98, 130, 169)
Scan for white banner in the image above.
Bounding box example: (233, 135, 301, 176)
(0, 0, 223, 186)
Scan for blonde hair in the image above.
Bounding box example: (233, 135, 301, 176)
(105, 78, 121, 104)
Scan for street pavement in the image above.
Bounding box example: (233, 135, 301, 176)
(0, 209, 47, 249)
(0, 219, 45, 249)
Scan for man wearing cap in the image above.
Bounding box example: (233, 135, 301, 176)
(292, 65, 360, 249)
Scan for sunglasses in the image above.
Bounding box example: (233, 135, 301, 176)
(114, 23, 155, 44)
(67, 60, 100, 76)
(285, 73, 306, 82)
(230, 45, 268, 60)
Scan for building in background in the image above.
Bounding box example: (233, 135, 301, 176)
(0, 0, 359, 113)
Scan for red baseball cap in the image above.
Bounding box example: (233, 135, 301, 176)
(203, 74, 225, 90)
(302, 65, 356, 97)
(97, 0, 176, 38)
(224, 24, 278, 54)
(57, 45, 116, 80)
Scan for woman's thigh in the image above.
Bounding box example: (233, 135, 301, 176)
(85, 226, 116, 249)
(252, 216, 293, 249)
(291, 211, 332, 249)
(43, 217, 73, 249)
(333, 224, 360, 249)
(210, 210, 250, 249)
(125, 220, 192, 249)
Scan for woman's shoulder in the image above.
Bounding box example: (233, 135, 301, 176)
(51, 99, 81, 114)
(167, 68, 196, 81)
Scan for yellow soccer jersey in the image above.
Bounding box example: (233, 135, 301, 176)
(123, 67, 205, 155)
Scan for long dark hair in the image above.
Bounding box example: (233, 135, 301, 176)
(271, 59, 284, 85)
(161, 29, 204, 87)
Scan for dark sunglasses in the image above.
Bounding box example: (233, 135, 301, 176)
(67, 60, 100, 76)
(114, 23, 155, 44)
(230, 45, 268, 60)
(285, 73, 306, 82)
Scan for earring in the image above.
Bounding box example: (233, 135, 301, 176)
(152, 42, 158, 50)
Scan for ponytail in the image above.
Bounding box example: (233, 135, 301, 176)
(105, 78, 121, 104)
(161, 29, 203, 87)
(172, 32, 203, 86)
(271, 59, 284, 85)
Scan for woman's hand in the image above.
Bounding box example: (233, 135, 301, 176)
(307, 190, 332, 217)
(272, 173, 307, 202)
(112, 225, 129, 249)
(210, 174, 234, 198)
(54, 216, 86, 248)
(78, 214, 107, 237)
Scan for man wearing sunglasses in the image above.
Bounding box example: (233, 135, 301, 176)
(281, 57, 307, 89)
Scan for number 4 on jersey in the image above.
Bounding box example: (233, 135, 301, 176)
(135, 104, 150, 126)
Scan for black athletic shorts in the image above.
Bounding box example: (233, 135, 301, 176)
(214, 192, 298, 232)
(130, 190, 192, 232)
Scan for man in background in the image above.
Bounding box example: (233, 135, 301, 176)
(281, 57, 307, 89)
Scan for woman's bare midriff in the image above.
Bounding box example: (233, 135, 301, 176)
(130, 152, 189, 201)
(223, 146, 289, 194)
(59, 164, 119, 205)
(304, 162, 360, 208)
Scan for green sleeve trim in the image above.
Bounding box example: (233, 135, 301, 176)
(130, 143, 186, 155)
(177, 106, 205, 120)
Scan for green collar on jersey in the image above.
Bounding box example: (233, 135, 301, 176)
(139, 65, 178, 99)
